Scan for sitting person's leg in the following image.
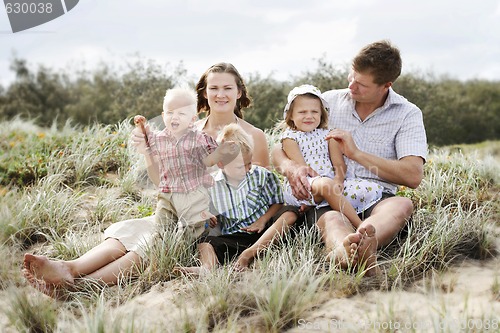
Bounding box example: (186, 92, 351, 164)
(23, 238, 142, 288)
(315, 210, 360, 269)
(359, 195, 412, 246)
(318, 197, 413, 276)
(339, 195, 412, 277)
(82, 249, 142, 284)
(310, 177, 364, 228)
(173, 242, 218, 276)
(235, 209, 299, 269)
(23, 215, 157, 291)
(175, 232, 261, 275)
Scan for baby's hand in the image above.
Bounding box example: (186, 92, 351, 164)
(134, 115, 147, 126)
(132, 115, 149, 148)
(216, 141, 240, 166)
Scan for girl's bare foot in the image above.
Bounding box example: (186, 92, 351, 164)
(357, 224, 381, 277)
(23, 254, 74, 286)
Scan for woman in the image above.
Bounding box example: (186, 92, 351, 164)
(22, 63, 270, 296)
(195, 62, 269, 167)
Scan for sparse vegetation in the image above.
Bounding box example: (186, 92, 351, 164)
(1, 57, 499, 146)
(0, 117, 498, 331)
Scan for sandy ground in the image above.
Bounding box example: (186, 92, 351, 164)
(112, 227, 500, 332)
(288, 227, 500, 333)
(286, 257, 500, 332)
(102, 253, 498, 332)
(2, 231, 499, 332)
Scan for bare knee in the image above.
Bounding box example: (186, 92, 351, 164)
(197, 242, 214, 251)
(316, 210, 345, 231)
(396, 197, 414, 221)
(312, 177, 333, 190)
(281, 211, 298, 226)
(380, 197, 413, 229)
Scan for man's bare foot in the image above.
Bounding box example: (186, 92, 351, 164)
(356, 224, 381, 277)
(23, 253, 74, 286)
(173, 266, 210, 277)
(328, 233, 360, 269)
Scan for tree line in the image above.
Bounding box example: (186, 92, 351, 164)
(0, 57, 498, 146)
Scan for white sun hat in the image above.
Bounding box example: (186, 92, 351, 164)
(283, 84, 329, 119)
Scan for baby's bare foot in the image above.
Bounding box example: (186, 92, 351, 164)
(24, 254, 74, 286)
(357, 224, 381, 277)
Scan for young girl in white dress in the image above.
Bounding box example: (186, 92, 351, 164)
(235, 84, 383, 269)
(280, 85, 383, 218)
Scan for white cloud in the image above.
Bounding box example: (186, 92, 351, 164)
(1, 0, 500, 87)
(495, 0, 500, 15)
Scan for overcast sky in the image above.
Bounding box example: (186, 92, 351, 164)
(1, 0, 500, 88)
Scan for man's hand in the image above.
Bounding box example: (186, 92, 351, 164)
(288, 165, 318, 200)
(325, 129, 359, 160)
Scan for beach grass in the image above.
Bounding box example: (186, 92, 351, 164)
(0, 119, 498, 332)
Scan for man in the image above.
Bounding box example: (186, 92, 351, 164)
(272, 40, 427, 276)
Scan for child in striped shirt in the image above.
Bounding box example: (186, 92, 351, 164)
(174, 123, 284, 275)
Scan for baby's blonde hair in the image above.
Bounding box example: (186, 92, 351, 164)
(217, 123, 254, 157)
(163, 87, 197, 115)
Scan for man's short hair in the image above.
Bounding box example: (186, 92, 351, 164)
(352, 40, 402, 85)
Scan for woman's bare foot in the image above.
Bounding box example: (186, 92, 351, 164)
(356, 224, 381, 277)
(22, 267, 69, 300)
(23, 254, 74, 286)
